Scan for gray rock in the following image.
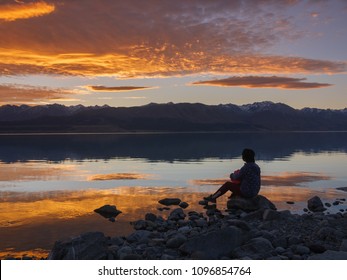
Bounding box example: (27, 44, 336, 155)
(263, 209, 281, 221)
(308, 250, 347, 260)
(145, 213, 157, 222)
(110, 236, 125, 246)
(258, 230, 275, 242)
(232, 237, 274, 259)
(292, 245, 310, 255)
(325, 202, 332, 207)
(179, 202, 189, 209)
(194, 218, 208, 228)
(275, 247, 286, 254)
(307, 196, 326, 212)
(168, 208, 186, 221)
(339, 239, 347, 252)
(279, 210, 292, 217)
(133, 219, 147, 230)
(206, 209, 217, 216)
(267, 256, 282, 260)
(178, 225, 192, 234)
(227, 195, 276, 212)
(317, 227, 343, 241)
(166, 234, 187, 248)
(226, 219, 251, 231)
(158, 198, 181, 206)
(48, 232, 108, 260)
(180, 226, 245, 259)
(126, 230, 152, 243)
(145, 220, 158, 231)
(117, 246, 134, 259)
(121, 254, 143, 260)
(307, 243, 326, 254)
(272, 236, 288, 248)
(161, 254, 175, 260)
(287, 236, 302, 246)
(94, 205, 122, 219)
(241, 209, 264, 221)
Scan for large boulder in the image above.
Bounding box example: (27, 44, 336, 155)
(180, 226, 245, 259)
(94, 205, 122, 218)
(48, 232, 108, 260)
(307, 196, 326, 212)
(231, 237, 274, 259)
(227, 195, 276, 212)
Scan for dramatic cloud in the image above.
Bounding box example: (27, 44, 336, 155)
(86, 85, 152, 92)
(192, 76, 332, 89)
(0, 0, 345, 78)
(0, 84, 80, 105)
(0, 1, 55, 21)
(88, 173, 152, 181)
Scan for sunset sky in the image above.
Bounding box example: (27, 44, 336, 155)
(0, 0, 346, 108)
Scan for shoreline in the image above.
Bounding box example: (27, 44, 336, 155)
(16, 195, 347, 260)
(1, 188, 347, 260)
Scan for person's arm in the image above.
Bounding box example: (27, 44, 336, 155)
(230, 168, 243, 180)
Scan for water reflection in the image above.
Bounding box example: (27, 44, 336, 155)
(0, 161, 78, 181)
(0, 132, 347, 259)
(0, 132, 347, 163)
(191, 172, 332, 187)
(0, 185, 345, 259)
(0, 187, 220, 258)
(88, 173, 153, 181)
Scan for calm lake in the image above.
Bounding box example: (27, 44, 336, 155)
(1, 132, 347, 258)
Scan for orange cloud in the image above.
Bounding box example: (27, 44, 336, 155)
(0, 84, 81, 105)
(0, 1, 55, 21)
(0, 49, 345, 78)
(86, 85, 152, 92)
(0, 1, 345, 78)
(192, 76, 332, 89)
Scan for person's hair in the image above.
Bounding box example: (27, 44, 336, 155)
(242, 148, 255, 163)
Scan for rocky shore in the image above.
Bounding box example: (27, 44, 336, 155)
(47, 194, 347, 260)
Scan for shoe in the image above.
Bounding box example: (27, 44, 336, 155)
(203, 195, 216, 203)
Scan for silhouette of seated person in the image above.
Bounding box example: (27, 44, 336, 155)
(204, 148, 261, 203)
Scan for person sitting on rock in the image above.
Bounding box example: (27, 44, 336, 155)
(204, 148, 261, 203)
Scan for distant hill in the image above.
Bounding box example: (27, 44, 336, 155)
(0, 101, 347, 133)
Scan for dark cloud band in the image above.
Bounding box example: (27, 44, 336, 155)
(87, 85, 152, 92)
(192, 76, 332, 89)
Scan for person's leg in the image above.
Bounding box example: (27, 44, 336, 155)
(227, 182, 242, 197)
(205, 181, 240, 202)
